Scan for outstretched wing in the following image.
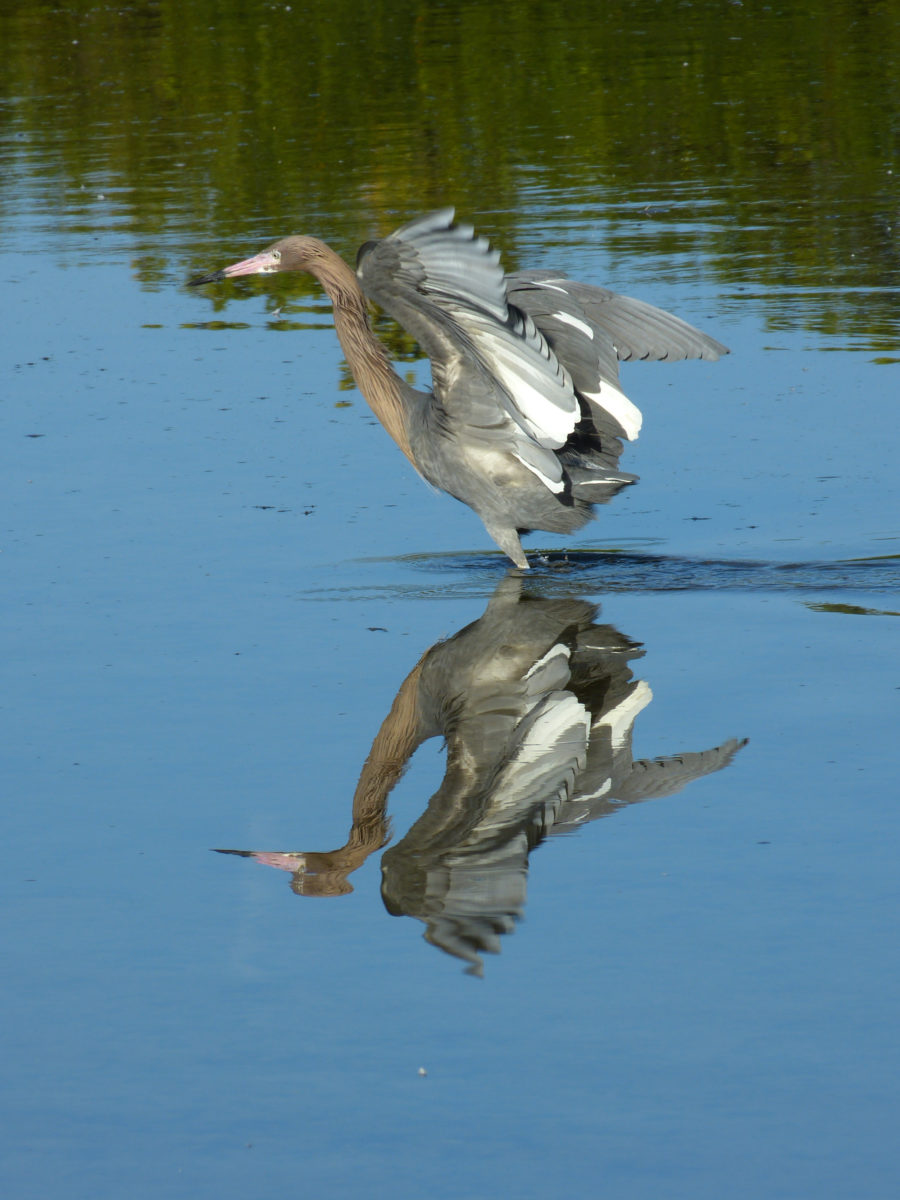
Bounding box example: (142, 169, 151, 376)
(356, 209, 582, 492)
(509, 271, 729, 441)
(615, 737, 748, 803)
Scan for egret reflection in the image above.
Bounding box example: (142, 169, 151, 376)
(217, 575, 745, 974)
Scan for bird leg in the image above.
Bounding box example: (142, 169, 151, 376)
(482, 520, 529, 569)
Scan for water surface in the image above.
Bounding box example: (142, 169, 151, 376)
(2, 3, 898, 1198)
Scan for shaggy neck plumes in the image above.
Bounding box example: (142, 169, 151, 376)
(307, 246, 418, 467)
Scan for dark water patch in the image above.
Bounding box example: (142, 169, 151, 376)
(307, 550, 900, 602)
(179, 320, 252, 331)
(523, 550, 900, 594)
(805, 601, 900, 617)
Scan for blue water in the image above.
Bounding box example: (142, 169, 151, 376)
(3, 192, 899, 1200)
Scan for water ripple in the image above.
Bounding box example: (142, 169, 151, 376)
(305, 551, 900, 603)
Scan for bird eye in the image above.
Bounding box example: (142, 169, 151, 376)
(272, 249, 281, 262)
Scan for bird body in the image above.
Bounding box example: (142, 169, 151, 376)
(190, 210, 728, 566)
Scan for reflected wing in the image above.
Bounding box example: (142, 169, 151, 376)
(616, 737, 748, 803)
(357, 209, 582, 491)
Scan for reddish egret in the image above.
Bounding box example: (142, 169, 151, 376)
(190, 209, 728, 567)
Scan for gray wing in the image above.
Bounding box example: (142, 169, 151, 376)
(552, 734, 748, 832)
(357, 209, 583, 492)
(381, 645, 591, 975)
(509, 270, 730, 440)
(510, 270, 729, 364)
(614, 737, 748, 803)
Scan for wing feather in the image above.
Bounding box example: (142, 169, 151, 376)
(509, 271, 728, 441)
(511, 270, 729, 364)
(357, 212, 581, 459)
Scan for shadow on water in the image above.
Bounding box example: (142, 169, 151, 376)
(309, 549, 900, 603)
(216, 574, 747, 975)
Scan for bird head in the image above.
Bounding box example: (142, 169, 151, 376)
(188, 236, 330, 285)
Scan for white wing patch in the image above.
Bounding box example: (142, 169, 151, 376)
(512, 442, 565, 493)
(554, 311, 594, 340)
(514, 454, 564, 493)
(573, 475, 632, 486)
(436, 299, 580, 447)
(575, 777, 612, 802)
(528, 278, 642, 439)
(483, 344, 578, 445)
(523, 642, 572, 686)
(509, 694, 590, 766)
(593, 680, 653, 749)
(582, 383, 643, 441)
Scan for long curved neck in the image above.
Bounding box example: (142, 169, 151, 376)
(313, 251, 418, 467)
(286, 658, 428, 896)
